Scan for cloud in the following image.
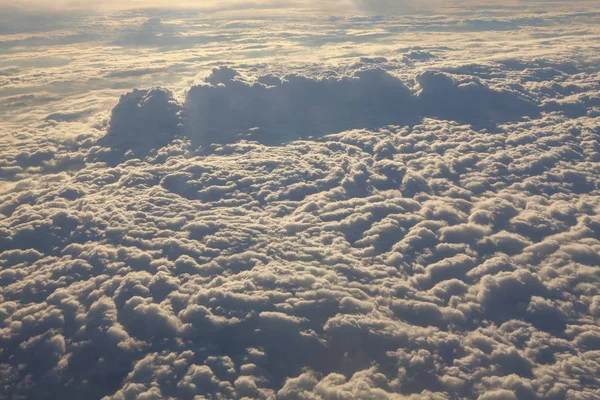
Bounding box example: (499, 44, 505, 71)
(101, 66, 540, 152)
(5, 101, 600, 397)
(184, 67, 418, 146)
(0, 0, 303, 14)
(1, 3, 600, 400)
(94, 87, 183, 163)
(416, 71, 540, 127)
(349, 0, 433, 14)
(0, 0, 442, 16)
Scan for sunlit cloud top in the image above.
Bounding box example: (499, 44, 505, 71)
(0, 0, 451, 15)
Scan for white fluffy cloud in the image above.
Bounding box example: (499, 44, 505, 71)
(1, 2, 600, 400)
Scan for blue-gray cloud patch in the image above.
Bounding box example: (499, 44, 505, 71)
(100, 66, 540, 155)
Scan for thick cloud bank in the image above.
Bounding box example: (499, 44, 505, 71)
(2, 4, 600, 400)
(2, 59, 600, 398)
(186, 67, 417, 146)
(101, 67, 539, 152)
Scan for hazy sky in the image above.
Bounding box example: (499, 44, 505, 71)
(0, 0, 486, 14)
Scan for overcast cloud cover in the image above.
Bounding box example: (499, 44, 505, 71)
(1, 1, 600, 399)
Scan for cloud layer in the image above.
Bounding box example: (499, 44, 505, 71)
(3, 75, 600, 399)
(1, 3, 600, 400)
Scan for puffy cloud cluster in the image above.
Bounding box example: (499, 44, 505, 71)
(1, 59, 600, 398)
(1, 3, 600, 399)
(184, 67, 416, 146)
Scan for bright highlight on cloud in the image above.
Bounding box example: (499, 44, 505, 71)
(0, 0, 429, 14)
(0, 0, 502, 15)
(1, 1, 600, 400)
(1, 0, 301, 13)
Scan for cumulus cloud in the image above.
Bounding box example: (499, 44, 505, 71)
(94, 88, 183, 163)
(4, 104, 600, 398)
(102, 66, 539, 151)
(1, 2, 600, 400)
(184, 67, 417, 146)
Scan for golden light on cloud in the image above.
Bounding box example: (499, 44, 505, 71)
(1, 0, 443, 14)
(1, 0, 309, 13)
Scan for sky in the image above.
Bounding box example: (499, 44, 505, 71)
(0, 0, 573, 16)
(1, 0, 417, 15)
(1, 1, 600, 399)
